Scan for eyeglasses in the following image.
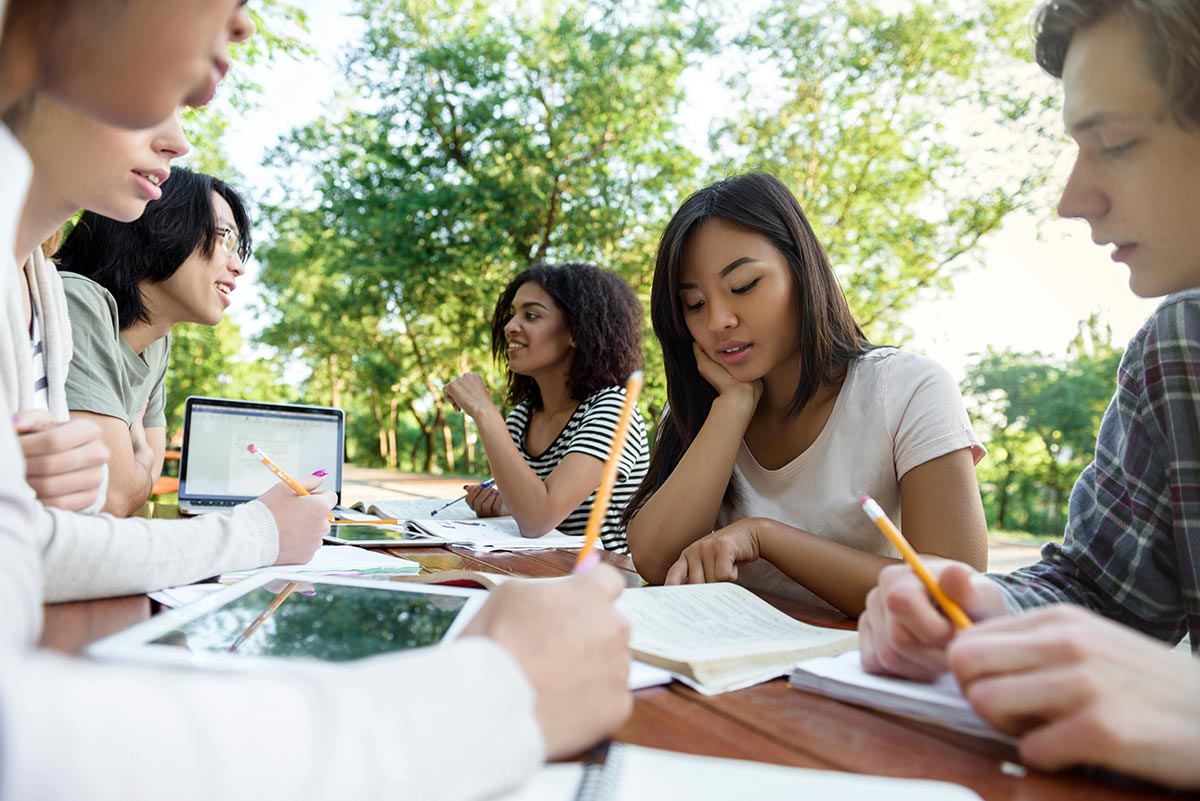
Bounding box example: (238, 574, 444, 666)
(216, 227, 241, 259)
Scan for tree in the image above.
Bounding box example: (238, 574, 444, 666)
(257, 0, 713, 470)
(166, 321, 291, 443)
(165, 1, 315, 437)
(963, 314, 1122, 534)
(713, 0, 1061, 342)
(182, 1, 315, 178)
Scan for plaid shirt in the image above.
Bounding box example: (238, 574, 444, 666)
(990, 289, 1200, 651)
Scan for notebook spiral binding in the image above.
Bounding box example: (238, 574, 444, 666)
(573, 742, 624, 801)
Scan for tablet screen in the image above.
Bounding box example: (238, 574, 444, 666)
(149, 580, 470, 662)
(327, 524, 416, 544)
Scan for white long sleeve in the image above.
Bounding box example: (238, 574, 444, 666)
(38, 500, 279, 602)
(1, 117, 544, 798)
(0, 638, 543, 801)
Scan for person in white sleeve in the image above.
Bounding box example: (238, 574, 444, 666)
(0, 3, 633, 800)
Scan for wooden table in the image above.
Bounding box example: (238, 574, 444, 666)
(41, 545, 1179, 800)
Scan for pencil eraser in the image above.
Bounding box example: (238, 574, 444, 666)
(859, 496, 869, 506)
(247, 444, 256, 453)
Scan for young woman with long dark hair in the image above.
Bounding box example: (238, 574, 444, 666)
(625, 173, 988, 615)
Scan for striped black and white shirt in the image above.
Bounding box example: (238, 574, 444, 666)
(28, 300, 50, 412)
(506, 386, 649, 553)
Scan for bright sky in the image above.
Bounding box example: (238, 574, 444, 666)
(217, 1, 1158, 382)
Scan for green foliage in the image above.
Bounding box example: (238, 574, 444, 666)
(171, 0, 1070, 483)
(256, 0, 713, 469)
(165, 320, 291, 442)
(183, 0, 314, 178)
(963, 314, 1122, 535)
(714, 0, 1060, 343)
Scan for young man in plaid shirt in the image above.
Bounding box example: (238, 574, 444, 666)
(858, 0, 1200, 789)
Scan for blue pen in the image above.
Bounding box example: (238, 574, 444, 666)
(430, 478, 497, 516)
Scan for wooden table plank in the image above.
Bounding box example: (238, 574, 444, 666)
(40, 595, 150, 656)
(675, 680, 1173, 800)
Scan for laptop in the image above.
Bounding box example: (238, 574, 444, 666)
(177, 396, 345, 514)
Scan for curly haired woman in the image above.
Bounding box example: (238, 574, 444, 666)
(444, 262, 648, 553)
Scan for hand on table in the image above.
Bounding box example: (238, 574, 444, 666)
(259, 472, 335, 565)
(859, 558, 1010, 681)
(14, 410, 109, 511)
(465, 564, 632, 760)
(947, 605, 1200, 789)
(664, 517, 773, 585)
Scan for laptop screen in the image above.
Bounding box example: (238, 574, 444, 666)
(179, 397, 344, 504)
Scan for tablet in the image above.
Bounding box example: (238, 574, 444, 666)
(87, 572, 486, 669)
(323, 523, 439, 548)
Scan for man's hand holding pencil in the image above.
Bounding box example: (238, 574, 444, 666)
(859, 557, 1010, 681)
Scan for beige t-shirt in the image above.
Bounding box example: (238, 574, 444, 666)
(60, 273, 169, 428)
(717, 347, 985, 608)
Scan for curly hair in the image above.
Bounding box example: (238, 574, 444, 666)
(490, 262, 643, 410)
(1034, 0, 1200, 127)
(55, 167, 251, 330)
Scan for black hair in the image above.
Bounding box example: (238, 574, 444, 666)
(624, 173, 871, 521)
(490, 262, 643, 409)
(55, 167, 251, 329)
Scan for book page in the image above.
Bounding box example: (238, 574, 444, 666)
(410, 518, 580, 550)
(360, 497, 479, 521)
(610, 744, 982, 800)
(616, 583, 857, 662)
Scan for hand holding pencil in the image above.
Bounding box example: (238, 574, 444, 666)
(858, 497, 1012, 681)
(248, 443, 336, 566)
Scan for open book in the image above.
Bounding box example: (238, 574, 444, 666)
(337, 499, 580, 551)
(396, 573, 855, 695)
(495, 743, 982, 801)
(789, 651, 1013, 743)
(616, 583, 858, 695)
(349, 497, 477, 521)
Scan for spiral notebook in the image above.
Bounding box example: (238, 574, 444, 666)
(495, 744, 983, 800)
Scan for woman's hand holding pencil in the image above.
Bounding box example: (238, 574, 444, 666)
(248, 443, 336, 567)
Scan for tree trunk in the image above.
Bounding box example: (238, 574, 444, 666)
(459, 352, 474, 472)
(387, 397, 400, 469)
(371, 391, 388, 461)
(406, 398, 435, 473)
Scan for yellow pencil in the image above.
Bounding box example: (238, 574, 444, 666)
(573, 371, 644, 573)
(228, 581, 299, 652)
(330, 518, 400, 526)
(860, 495, 973, 629)
(247, 444, 310, 495)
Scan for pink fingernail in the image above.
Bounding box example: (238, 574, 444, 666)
(573, 552, 601, 575)
(312, 470, 328, 477)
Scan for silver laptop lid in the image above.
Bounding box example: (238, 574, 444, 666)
(178, 396, 344, 507)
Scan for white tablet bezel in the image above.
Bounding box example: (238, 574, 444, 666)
(87, 572, 486, 670)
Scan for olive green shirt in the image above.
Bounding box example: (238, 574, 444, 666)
(60, 273, 169, 428)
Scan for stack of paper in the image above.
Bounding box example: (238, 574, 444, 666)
(151, 546, 422, 608)
(407, 517, 580, 551)
(345, 497, 581, 551)
(221, 545, 421, 581)
(789, 651, 1013, 743)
